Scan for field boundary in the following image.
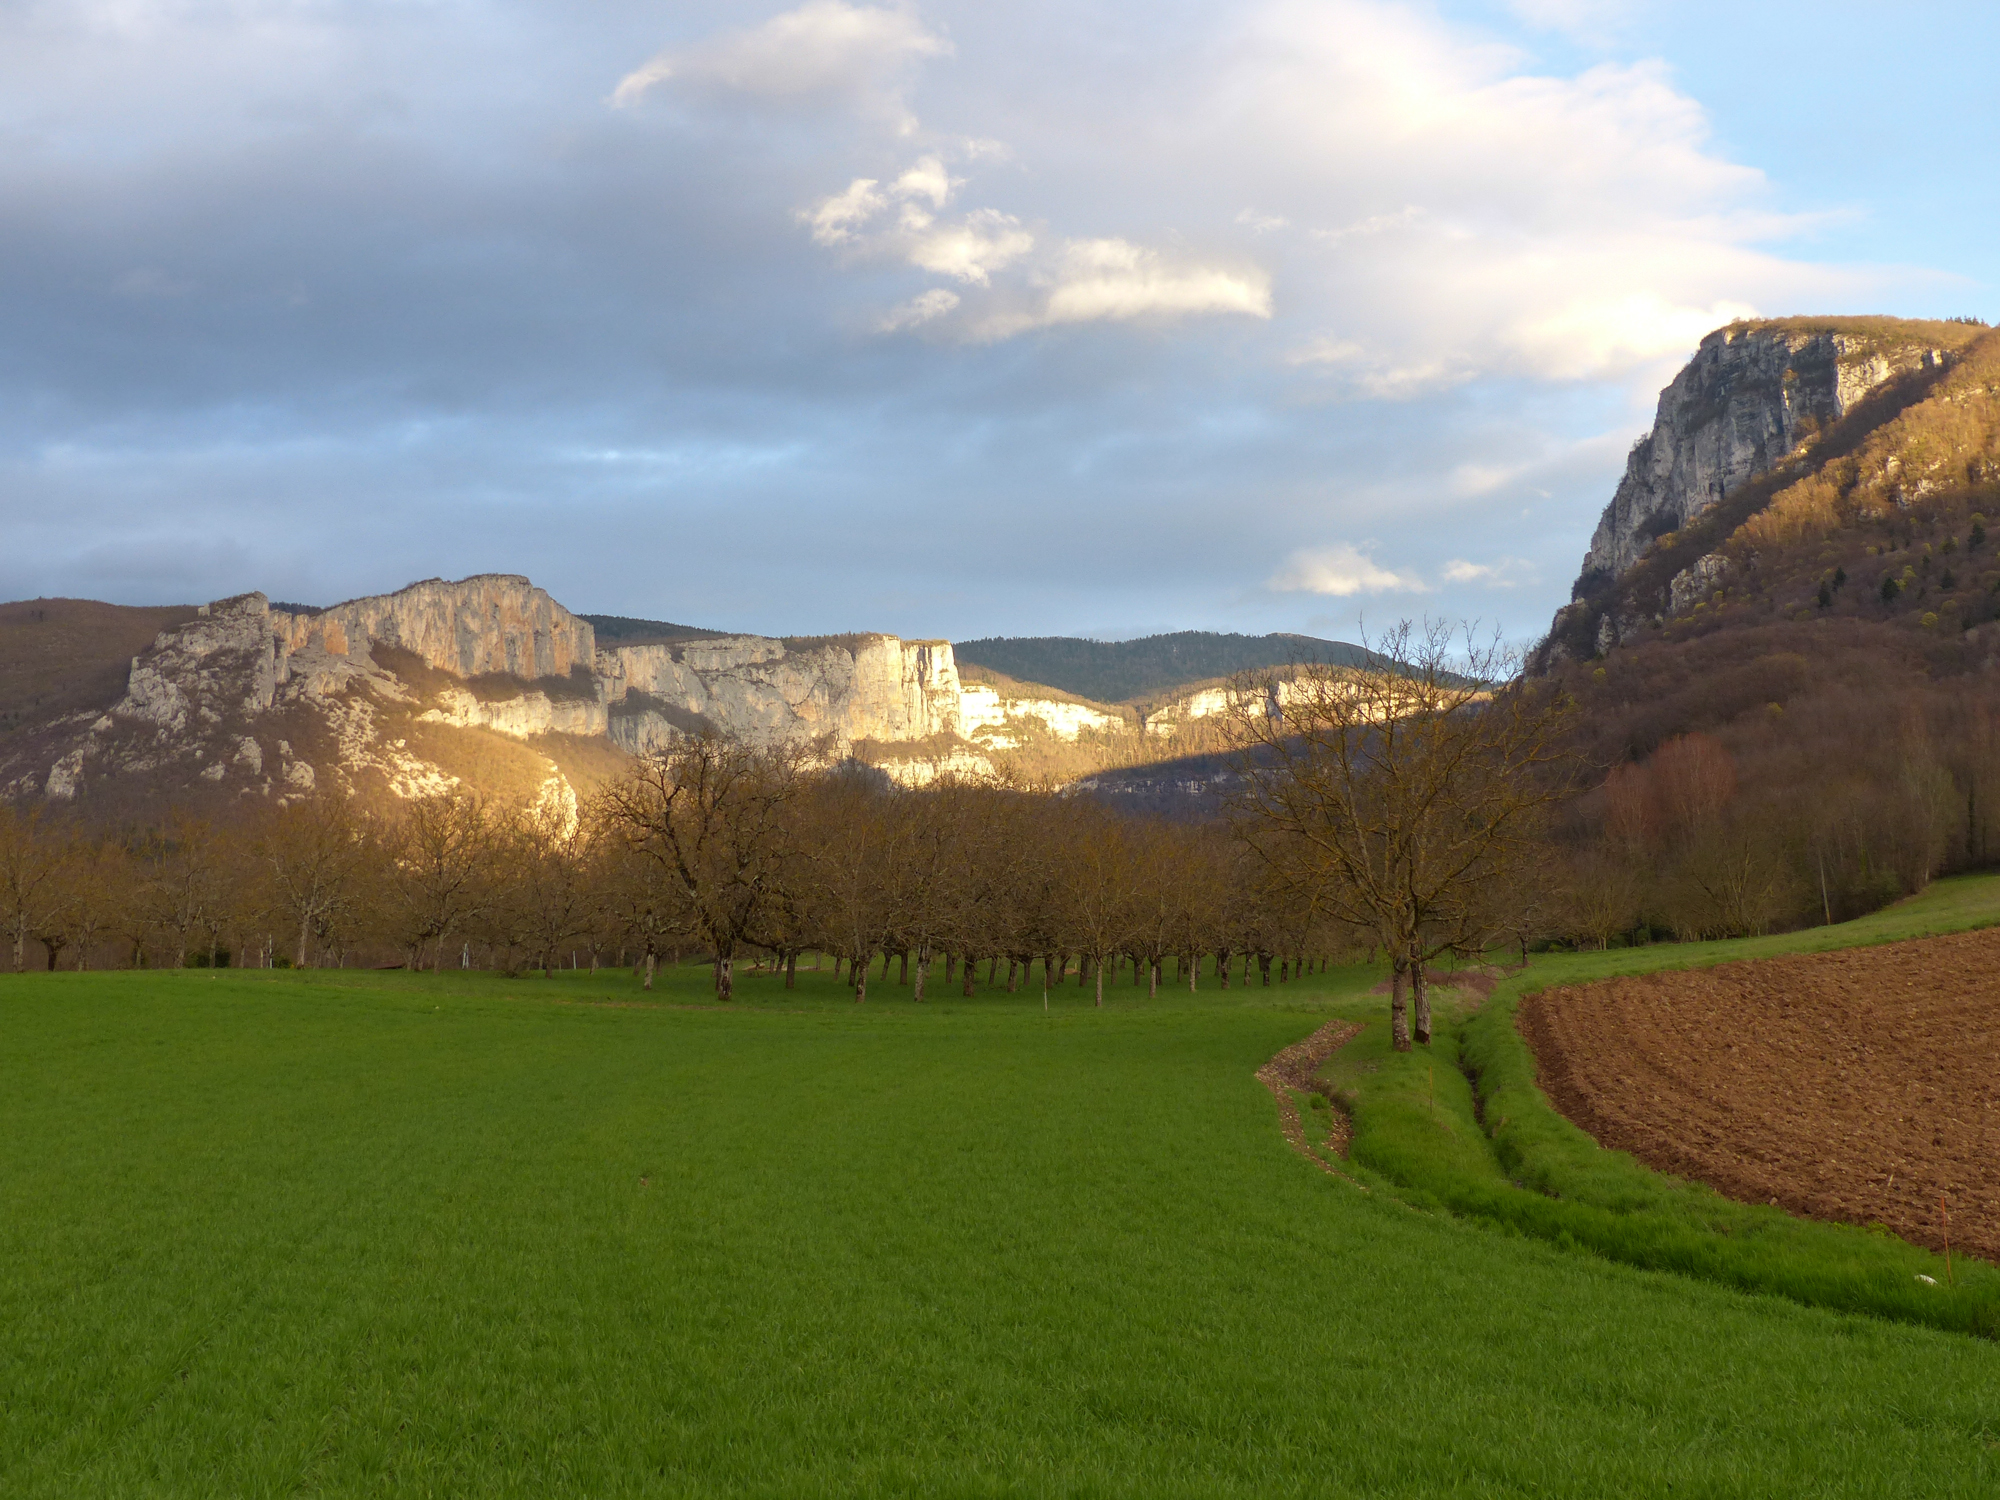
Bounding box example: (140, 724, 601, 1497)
(1323, 877, 2000, 1339)
(1257, 1018, 1365, 1179)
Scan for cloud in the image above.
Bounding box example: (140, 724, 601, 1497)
(1209, 0, 1860, 392)
(807, 177, 889, 244)
(613, 2, 950, 120)
(1507, 0, 1634, 44)
(880, 287, 962, 330)
(1037, 238, 1272, 326)
(1269, 544, 1427, 596)
(1442, 557, 1536, 587)
(908, 209, 1034, 285)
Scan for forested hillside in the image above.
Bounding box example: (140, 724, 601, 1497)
(956, 631, 1378, 704)
(1535, 321, 2000, 937)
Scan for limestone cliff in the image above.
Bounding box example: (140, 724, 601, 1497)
(600, 634, 963, 755)
(1535, 317, 1988, 670)
(278, 574, 595, 679)
(1577, 322, 1960, 593)
(16, 576, 994, 807)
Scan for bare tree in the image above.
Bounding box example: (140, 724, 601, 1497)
(0, 805, 73, 972)
(1056, 803, 1133, 1007)
(1233, 621, 1576, 1050)
(379, 789, 495, 971)
(251, 793, 372, 968)
(601, 732, 819, 1000)
(134, 809, 232, 969)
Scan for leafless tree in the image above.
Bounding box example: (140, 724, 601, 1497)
(1233, 621, 1576, 1050)
(601, 732, 820, 1000)
(250, 793, 372, 968)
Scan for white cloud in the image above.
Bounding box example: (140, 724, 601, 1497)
(893, 154, 954, 209)
(1269, 544, 1426, 596)
(613, 2, 949, 121)
(1213, 0, 1860, 393)
(907, 209, 1034, 285)
(1236, 208, 1289, 233)
(880, 287, 962, 331)
(806, 177, 888, 245)
(1038, 238, 1272, 326)
(1507, 0, 1634, 44)
(1442, 557, 1536, 587)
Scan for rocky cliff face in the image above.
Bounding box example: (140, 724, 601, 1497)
(1576, 323, 1954, 593)
(14, 576, 994, 808)
(278, 574, 595, 680)
(1533, 317, 1989, 671)
(600, 634, 963, 755)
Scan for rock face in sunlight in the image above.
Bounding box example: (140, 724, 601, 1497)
(1533, 315, 1994, 671)
(601, 634, 964, 754)
(1578, 322, 1955, 588)
(5, 575, 996, 809)
(277, 574, 596, 680)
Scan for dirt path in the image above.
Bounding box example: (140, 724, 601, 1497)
(1257, 1018, 1365, 1174)
(1521, 927, 2000, 1262)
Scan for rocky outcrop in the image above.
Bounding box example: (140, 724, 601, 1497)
(418, 685, 608, 739)
(600, 634, 963, 755)
(957, 683, 1125, 749)
(25, 576, 998, 805)
(278, 575, 595, 680)
(1576, 324, 1953, 592)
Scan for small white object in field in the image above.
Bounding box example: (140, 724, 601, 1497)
(1916, 1274, 1939, 1286)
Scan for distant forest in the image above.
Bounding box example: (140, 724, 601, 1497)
(582, 614, 731, 645)
(954, 632, 1376, 704)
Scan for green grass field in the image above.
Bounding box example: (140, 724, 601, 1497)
(4, 928, 1998, 1495)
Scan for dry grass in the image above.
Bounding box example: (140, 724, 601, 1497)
(0, 598, 199, 738)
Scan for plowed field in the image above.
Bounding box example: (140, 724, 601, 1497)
(1520, 926, 2000, 1262)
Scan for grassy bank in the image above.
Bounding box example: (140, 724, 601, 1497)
(1330, 874, 2000, 1339)
(3, 960, 1997, 1495)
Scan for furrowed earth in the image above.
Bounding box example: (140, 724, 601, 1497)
(1520, 927, 2000, 1261)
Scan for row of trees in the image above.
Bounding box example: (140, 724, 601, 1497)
(3, 622, 1592, 1053)
(0, 761, 1346, 1002)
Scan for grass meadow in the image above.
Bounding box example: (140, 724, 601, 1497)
(4, 925, 2000, 1495)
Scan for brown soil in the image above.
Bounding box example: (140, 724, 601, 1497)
(1520, 927, 2000, 1261)
(1257, 1019, 1364, 1174)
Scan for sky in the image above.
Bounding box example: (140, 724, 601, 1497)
(3, 0, 1995, 648)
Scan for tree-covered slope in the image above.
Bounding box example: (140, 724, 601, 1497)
(955, 631, 1377, 704)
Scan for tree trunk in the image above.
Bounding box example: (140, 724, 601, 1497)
(1259, 951, 1272, 987)
(1078, 954, 1088, 988)
(1148, 956, 1159, 998)
(912, 943, 929, 1002)
(1411, 957, 1432, 1046)
(945, 952, 958, 983)
(715, 952, 734, 1001)
(899, 949, 909, 984)
(1007, 958, 1019, 993)
(643, 951, 656, 991)
(785, 949, 797, 989)
(854, 954, 868, 1003)
(1188, 952, 1198, 993)
(1390, 962, 1412, 1052)
(962, 957, 975, 997)
(1217, 949, 1231, 990)
(1094, 954, 1104, 1008)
